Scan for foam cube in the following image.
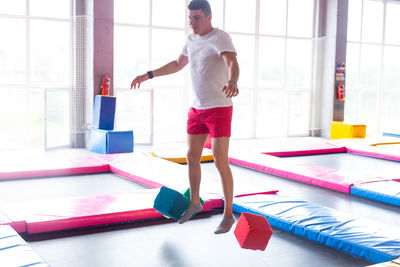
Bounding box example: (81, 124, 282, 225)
(234, 212, 273, 251)
(93, 95, 116, 130)
(182, 187, 204, 205)
(330, 121, 366, 139)
(89, 128, 134, 154)
(153, 186, 189, 220)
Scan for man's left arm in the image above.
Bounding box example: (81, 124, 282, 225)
(221, 52, 240, 98)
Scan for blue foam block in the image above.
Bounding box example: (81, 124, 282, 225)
(0, 225, 49, 266)
(93, 95, 116, 130)
(233, 194, 400, 263)
(351, 181, 400, 206)
(107, 130, 134, 154)
(89, 128, 134, 154)
(153, 186, 189, 220)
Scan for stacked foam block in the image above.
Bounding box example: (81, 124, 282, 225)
(89, 95, 134, 154)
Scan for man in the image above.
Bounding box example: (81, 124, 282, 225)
(130, 0, 239, 234)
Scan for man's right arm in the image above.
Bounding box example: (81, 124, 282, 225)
(130, 54, 188, 89)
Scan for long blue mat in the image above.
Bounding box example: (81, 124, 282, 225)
(233, 194, 400, 263)
(0, 225, 49, 267)
(351, 181, 400, 207)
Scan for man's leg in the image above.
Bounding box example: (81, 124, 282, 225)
(178, 133, 208, 224)
(212, 136, 235, 234)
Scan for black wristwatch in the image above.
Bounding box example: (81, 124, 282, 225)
(147, 71, 154, 79)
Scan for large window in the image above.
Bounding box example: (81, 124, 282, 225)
(0, 0, 72, 151)
(114, 0, 316, 144)
(114, 0, 187, 145)
(346, 0, 400, 135)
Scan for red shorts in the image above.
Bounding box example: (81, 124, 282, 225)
(187, 106, 233, 138)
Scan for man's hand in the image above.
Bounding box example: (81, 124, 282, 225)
(130, 74, 149, 89)
(222, 80, 239, 98)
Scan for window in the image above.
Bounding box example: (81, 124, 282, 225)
(114, 0, 316, 143)
(0, 0, 72, 151)
(114, 0, 187, 145)
(346, 0, 400, 135)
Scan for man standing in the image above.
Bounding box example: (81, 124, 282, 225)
(131, 0, 239, 234)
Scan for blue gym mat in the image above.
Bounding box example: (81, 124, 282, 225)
(351, 181, 400, 207)
(233, 194, 400, 263)
(0, 225, 49, 267)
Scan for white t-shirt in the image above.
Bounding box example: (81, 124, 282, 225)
(182, 28, 236, 110)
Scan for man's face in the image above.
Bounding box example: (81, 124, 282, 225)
(189, 9, 212, 36)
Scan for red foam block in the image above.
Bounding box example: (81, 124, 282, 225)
(234, 212, 273, 251)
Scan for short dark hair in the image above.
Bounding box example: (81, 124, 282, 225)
(188, 0, 212, 16)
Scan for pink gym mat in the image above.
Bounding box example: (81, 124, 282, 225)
(108, 153, 186, 189)
(327, 138, 400, 162)
(228, 149, 400, 193)
(230, 138, 345, 156)
(0, 156, 109, 180)
(5, 190, 223, 234)
(346, 147, 400, 162)
(229, 151, 353, 193)
(0, 208, 25, 233)
(262, 142, 345, 156)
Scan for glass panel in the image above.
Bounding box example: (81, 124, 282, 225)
(115, 90, 152, 144)
(385, 2, 400, 45)
(345, 43, 360, 90)
(256, 89, 283, 138)
(152, 29, 186, 87)
(30, 20, 71, 86)
(287, 0, 314, 37)
(30, 0, 70, 18)
(287, 91, 310, 136)
(0, 88, 27, 150)
(0, 0, 25, 15)
(154, 89, 185, 143)
(382, 91, 400, 133)
(231, 34, 254, 87)
(208, 0, 223, 29)
(361, 0, 383, 43)
(0, 18, 26, 84)
(358, 91, 378, 134)
(382, 46, 400, 89)
(259, 0, 287, 36)
(46, 90, 70, 148)
(344, 90, 357, 122)
(225, 0, 256, 33)
(114, 26, 149, 88)
(258, 37, 285, 88)
(231, 90, 252, 139)
(286, 39, 313, 88)
(152, 0, 186, 28)
(359, 44, 381, 89)
(28, 88, 44, 149)
(347, 0, 362, 42)
(114, 0, 149, 24)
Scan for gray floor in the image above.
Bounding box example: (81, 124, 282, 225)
(0, 173, 148, 202)
(18, 152, 400, 267)
(281, 152, 400, 172)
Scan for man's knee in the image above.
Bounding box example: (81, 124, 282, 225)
(213, 155, 229, 171)
(186, 151, 202, 165)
